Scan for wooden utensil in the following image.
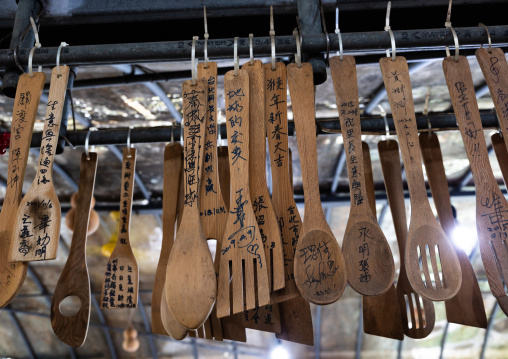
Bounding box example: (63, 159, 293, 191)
(51, 152, 98, 347)
(492, 133, 508, 186)
(443, 55, 508, 316)
(243, 59, 285, 293)
(420, 132, 487, 328)
(0, 72, 45, 307)
(100, 147, 139, 309)
(361, 142, 404, 341)
(288, 62, 347, 304)
(152, 142, 182, 336)
(217, 69, 270, 317)
(331, 56, 394, 296)
(380, 56, 461, 301)
(65, 193, 100, 236)
(166, 79, 216, 329)
(378, 140, 435, 339)
(9, 66, 70, 262)
(218, 146, 231, 206)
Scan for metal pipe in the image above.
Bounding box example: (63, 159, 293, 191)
(2, 26, 508, 68)
(7, 310, 36, 359)
(91, 295, 118, 359)
(331, 146, 346, 194)
(480, 301, 499, 359)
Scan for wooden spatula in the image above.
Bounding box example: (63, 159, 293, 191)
(152, 142, 182, 336)
(9, 66, 70, 262)
(0, 72, 45, 307)
(288, 62, 347, 305)
(51, 152, 98, 347)
(166, 79, 216, 329)
(330, 56, 394, 296)
(492, 133, 508, 186)
(100, 147, 138, 309)
(378, 140, 435, 338)
(420, 132, 487, 329)
(443, 55, 508, 316)
(380, 56, 462, 301)
(361, 142, 404, 341)
(217, 69, 270, 317)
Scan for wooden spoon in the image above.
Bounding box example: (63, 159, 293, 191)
(492, 133, 508, 186)
(288, 62, 347, 304)
(378, 139, 435, 338)
(65, 193, 99, 235)
(361, 142, 404, 341)
(100, 147, 139, 309)
(331, 56, 394, 296)
(420, 132, 487, 329)
(380, 56, 461, 301)
(443, 55, 508, 315)
(152, 142, 183, 336)
(216, 69, 270, 317)
(166, 79, 216, 329)
(51, 152, 98, 347)
(0, 72, 45, 307)
(9, 66, 70, 262)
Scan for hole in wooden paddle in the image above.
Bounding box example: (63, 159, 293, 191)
(425, 245, 437, 290)
(59, 295, 81, 317)
(417, 245, 426, 288)
(419, 294, 427, 328)
(411, 293, 420, 329)
(404, 294, 412, 329)
(434, 244, 444, 287)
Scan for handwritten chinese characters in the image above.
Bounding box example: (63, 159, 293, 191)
(102, 259, 137, 308)
(299, 239, 340, 297)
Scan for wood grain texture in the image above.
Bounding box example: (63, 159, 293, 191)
(166, 79, 216, 329)
(100, 148, 139, 309)
(265, 62, 302, 303)
(0, 72, 45, 307)
(51, 152, 97, 347)
(361, 141, 404, 341)
(476, 48, 508, 153)
(243, 60, 285, 293)
(492, 133, 508, 187)
(10, 67, 69, 262)
(443, 55, 508, 313)
(381, 56, 461, 301)
(217, 70, 270, 317)
(378, 140, 435, 339)
(152, 143, 182, 336)
(330, 56, 394, 296)
(288, 63, 346, 305)
(420, 132, 487, 328)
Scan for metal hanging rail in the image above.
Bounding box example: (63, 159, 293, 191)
(1, 25, 507, 67)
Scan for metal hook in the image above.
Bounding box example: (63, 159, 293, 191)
(127, 126, 134, 158)
(56, 42, 68, 78)
(28, 16, 41, 77)
(204, 7, 209, 67)
(191, 36, 198, 85)
(423, 86, 432, 140)
(335, 5, 344, 61)
(445, 0, 459, 62)
(270, 6, 276, 71)
(170, 121, 174, 143)
(234, 37, 239, 76)
(319, 0, 330, 66)
(85, 127, 97, 160)
(479, 23, 492, 53)
(293, 29, 302, 68)
(378, 104, 390, 143)
(249, 34, 254, 65)
(384, 1, 396, 61)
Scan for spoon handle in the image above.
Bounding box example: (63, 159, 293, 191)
(116, 148, 136, 248)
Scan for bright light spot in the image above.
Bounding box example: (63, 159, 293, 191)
(270, 345, 289, 359)
(120, 95, 156, 120)
(451, 225, 477, 255)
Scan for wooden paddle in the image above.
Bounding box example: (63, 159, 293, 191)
(166, 79, 216, 329)
(51, 152, 98, 346)
(100, 147, 138, 309)
(492, 133, 508, 186)
(331, 56, 394, 296)
(443, 55, 508, 316)
(152, 143, 182, 336)
(378, 140, 435, 339)
(361, 142, 404, 341)
(288, 62, 347, 305)
(380, 56, 461, 301)
(216, 69, 270, 317)
(9, 66, 69, 262)
(420, 132, 487, 328)
(0, 72, 45, 307)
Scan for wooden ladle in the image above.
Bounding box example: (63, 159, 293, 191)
(288, 62, 347, 305)
(9, 66, 70, 262)
(380, 56, 461, 301)
(51, 152, 98, 347)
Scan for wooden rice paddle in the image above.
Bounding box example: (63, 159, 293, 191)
(380, 56, 461, 301)
(10, 66, 69, 262)
(361, 142, 404, 341)
(152, 143, 184, 336)
(51, 152, 98, 347)
(330, 56, 394, 296)
(100, 148, 139, 309)
(216, 69, 270, 317)
(288, 62, 346, 304)
(420, 132, 487, 328)
(0, 72, 45, 307)
(378, 140, 435, 338)
(492, 133, 508, 186)
(443, 55, 508, 315)
(166, 79, 216, 329)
